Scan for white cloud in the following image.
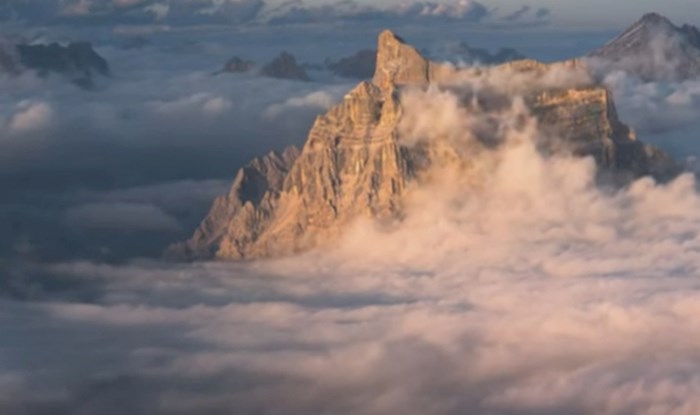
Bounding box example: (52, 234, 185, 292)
(600, 71, 700, 161)
(264, 89, 339, 118)
(149, 92, 233, 117)
(9, 100, 53, 134)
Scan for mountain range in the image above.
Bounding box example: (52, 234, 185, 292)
(168, 28, 679, 261)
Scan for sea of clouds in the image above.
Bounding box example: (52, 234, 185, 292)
(6, 102, 700, 413)
(3, 23, 700, 415)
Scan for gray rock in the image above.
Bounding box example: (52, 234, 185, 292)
(589, 13, 700, 81)
(260, 52, 310, 81)
(217, 56, 255, 75)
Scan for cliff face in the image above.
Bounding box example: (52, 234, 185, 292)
(171, 30, 676, 261)
(168, 147, 299, 260)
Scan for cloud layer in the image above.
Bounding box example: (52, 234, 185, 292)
(5, 146, 700, 414)
(4, 62, 700, 414)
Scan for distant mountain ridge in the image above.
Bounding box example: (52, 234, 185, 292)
(260, 52, 310, 81)
(219, 43, 526, 82)
(589, 13, 700, 81)
(326, 49, 377, 79)
(0, 38, 110, 89)
(441, 42, 526, 65)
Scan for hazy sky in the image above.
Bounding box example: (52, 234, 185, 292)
(340, 0, 700, 28)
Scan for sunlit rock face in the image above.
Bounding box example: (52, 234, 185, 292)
(529, 87, 674, 177)
(167, 147, 300, 260)
(589, 13, 700, 81)
(171, 30, 677, 261)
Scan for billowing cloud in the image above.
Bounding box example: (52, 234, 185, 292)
(5, 126, 700, 413)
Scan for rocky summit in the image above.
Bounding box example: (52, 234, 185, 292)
(169, 30, 677, 261)
(589, 13, 700, 81)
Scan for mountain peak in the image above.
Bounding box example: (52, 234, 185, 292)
(590, 13, 700, 81)
(638, 12, 671, 26)
(378, 30, 405, 45)
(373, 29, 430, 89)
(260, 51, 310, 81)
(622, 12, 677, 38)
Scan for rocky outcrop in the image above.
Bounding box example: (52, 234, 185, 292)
(171, 30, 677, 261)
(529, 87, 676, 178)
(260, 52, 310, 81)
(218, 56, 255, 74)
(373, 31, 432, 88)
(0, 39, 110, 89)
(589, 13, 700, 81)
